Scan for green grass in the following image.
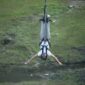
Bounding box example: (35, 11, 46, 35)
(0, 0, 85, 85)
(0, 80, 78, 85)
(0, 0, 85, 63)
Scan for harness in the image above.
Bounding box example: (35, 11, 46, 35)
(41, 45, 47, 60)
(40, 39, 49, 60)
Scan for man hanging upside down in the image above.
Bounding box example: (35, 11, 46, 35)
(24, 39, 63, 65)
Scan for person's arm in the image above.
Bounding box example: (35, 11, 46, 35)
(51, 53, 63, 65)
(24, 53, 38, 64)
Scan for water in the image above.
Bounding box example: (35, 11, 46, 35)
(0, 62, 85, 85)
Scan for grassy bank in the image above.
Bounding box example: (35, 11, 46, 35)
(0, 0, 85, 85)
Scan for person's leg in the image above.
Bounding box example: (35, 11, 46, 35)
(24, 53, 38, 64)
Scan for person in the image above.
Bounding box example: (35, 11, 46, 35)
(38, 39, 49, 60)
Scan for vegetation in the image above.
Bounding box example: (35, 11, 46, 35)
(0, 0, 85, 85)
